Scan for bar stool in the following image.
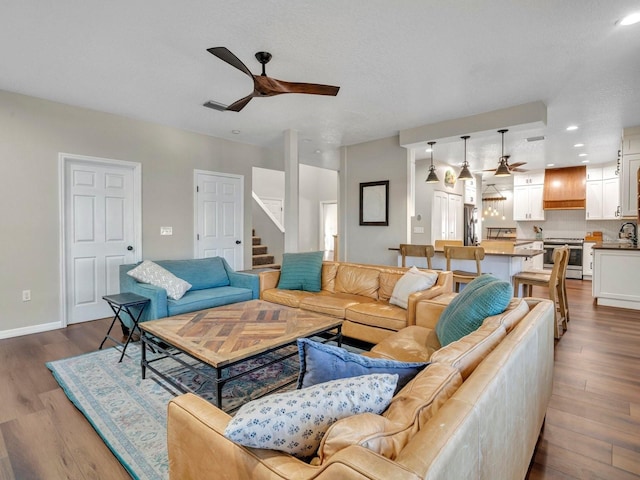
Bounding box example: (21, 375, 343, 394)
(399, 244, 435, 269)
(512, 246, 569, 339)
(444, 245, 485, 292)
(434, 239, 463, 250)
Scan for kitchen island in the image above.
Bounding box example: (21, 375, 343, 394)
(391, 244, 544, 284)
(592, 243, 640, 310)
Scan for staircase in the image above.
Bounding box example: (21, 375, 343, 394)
(252, 229, 280, 270)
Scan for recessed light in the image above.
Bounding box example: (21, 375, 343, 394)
(231, 130, 241, 134)
(578, 153, 588, 157)
(314, 149, 321, 154)
(581, 160, 590, 163)
(566, 125, 579, 131)
(619, 12, 640, 26)
(547, 163, 555, 167)
(574, 143, 584, 148)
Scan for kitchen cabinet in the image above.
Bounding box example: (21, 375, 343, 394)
(513, 184, 544, 221)
(621, 153, 640, 217)
(586, 163, 620, 220)
(622, 135, 640, 155)
(583, 242, 595, 278)
(432, 191, 463, 241)
(521, 241, 544, 271)
(513, 171, 545, 186)
(464, 178, 476, 205)
(593, 247, 640, 310)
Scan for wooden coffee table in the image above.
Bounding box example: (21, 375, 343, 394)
(139, 299, 342, 410)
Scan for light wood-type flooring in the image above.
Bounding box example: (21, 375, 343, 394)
(0, 279, 638, 479)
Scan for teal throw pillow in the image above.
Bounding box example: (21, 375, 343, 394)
(435, 275, 513, 347)
(277, 251, 324, 292)
(297, 338, 428, 393)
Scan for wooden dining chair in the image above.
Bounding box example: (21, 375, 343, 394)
(444, 245, 485, 292)
(399, 244, 435, 269)
(512, 246, 569, 339)
(434, 239, 463, 250)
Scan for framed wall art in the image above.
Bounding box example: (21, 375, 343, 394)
(359, 180, 389, 226)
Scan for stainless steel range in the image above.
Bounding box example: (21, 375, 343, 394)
(543, 238, 584, 279)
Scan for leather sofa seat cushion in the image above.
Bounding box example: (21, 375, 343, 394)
(379, 272, 403, 302)
(334, 265, 380, 300)
(167, 286, 254, 316)
(430, 317, 507, 380)
(315, 363, 462, 464)
(345, 303, 407, 332)
(365, 325, 440, 363)
(300, 292, 375, 318)
(261, 288, 316, 308)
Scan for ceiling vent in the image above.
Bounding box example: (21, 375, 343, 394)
(526, 135, 545, 142)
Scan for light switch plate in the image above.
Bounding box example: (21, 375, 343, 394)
(160, 226, 173, 236)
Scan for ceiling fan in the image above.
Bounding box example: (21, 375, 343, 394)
(203, 47, 340, 112)
(483, 129, 528, 174)
(484, 160, 528, 173)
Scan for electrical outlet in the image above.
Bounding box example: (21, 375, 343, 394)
(22, 290, 31, 302)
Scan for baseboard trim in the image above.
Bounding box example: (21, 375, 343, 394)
(0, 320, 64, 340)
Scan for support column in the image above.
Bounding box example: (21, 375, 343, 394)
(338, 146, 348, 261)
(284, 129, 299, 253)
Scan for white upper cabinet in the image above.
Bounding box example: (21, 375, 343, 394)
(514, 184, 544, 221)
(513, 171, 545, 186)
(621, 153, 640, 217)
(586, 162, 620, 220)
(622, 136, 640, 155)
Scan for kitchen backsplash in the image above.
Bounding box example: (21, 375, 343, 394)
(515, 209, 631, 242)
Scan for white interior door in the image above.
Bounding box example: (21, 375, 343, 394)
(261, 197, 284, 225)
(195, 170, 244, 270)
(320, 201, 338, 253)
(63, 155, 141, 324)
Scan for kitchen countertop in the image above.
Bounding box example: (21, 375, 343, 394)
(592, 242, 640, 251)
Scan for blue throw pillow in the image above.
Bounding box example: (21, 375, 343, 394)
(297, 338, 428, 393)
(435, 275, 513, 347)
(277, 251, 324, 292)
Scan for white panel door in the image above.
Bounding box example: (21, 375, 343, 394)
(64, 158, 139, 323)
(431, 191, 448, 241)
(261, 197, 284, 225)
(195, 171, 244, 270)
(447, 194, 463, 240)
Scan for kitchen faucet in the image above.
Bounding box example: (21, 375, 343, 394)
(619, 222, 637, 246)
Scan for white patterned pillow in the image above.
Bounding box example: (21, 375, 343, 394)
(224, 373, 398, 458)
(127, 260, 191, 300)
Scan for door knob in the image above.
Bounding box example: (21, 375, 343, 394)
(127, 245, 134, 251)
(235, 240, 242, 245)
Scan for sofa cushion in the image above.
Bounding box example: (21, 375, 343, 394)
(315, 363, 462, 464)
(321, 262, 339, 292)
(379, 272, 404, 302)
(297, 338, 427, 392)
(261, 288, 317, 308)
(277, 251, 324, 292)
(300, 292, 375, 318)
(389, 267, 438, 309)
(435, 275, 512, 346)
(156, 257, 230, 291)
(127, 260, 192, 300)
(334, 265, 380, 300)
(224, 373, 398, 459)
(366, 325, 439, 363)
(345, 303, 408, 332)
(166, 286, 253, 316)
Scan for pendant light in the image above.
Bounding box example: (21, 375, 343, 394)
(458, 135, 473, 181)
(494, 129, 511, 177)
(425, 141, 440, 183)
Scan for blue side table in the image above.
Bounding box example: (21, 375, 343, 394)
(100, 292, 150, 362)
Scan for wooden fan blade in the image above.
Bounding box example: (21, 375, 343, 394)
(254, 76, 339, 97)
(511, 167, 529, 172)
(508, 162, 527, 169)
(226, 94, 255, 112)
(207, 47, 253, 78)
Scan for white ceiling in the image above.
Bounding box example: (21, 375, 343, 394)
(2, 1, 640, 174)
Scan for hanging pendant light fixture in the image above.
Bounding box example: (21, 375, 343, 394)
(458, 135, 473, 181)
(425, 141, 440, 183)
(494, 129, 512, 177)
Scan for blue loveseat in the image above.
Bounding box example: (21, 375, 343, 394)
(118, 257, 259, 324)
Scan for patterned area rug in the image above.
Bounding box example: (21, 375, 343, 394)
(46, 343, 300, 480)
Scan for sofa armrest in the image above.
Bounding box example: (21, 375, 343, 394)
(259, 270, 282, 297)
(227, 270, 260, 299)
(405, 271, 453, 326)
(167, 393, 420, 480)
(130, 283, 167, 323)
(414, 298, 449, 330)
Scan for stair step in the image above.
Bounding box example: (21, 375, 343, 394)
(253, 254, 275, 266)
(252, 264, 281, 270)
(253, 245, 268, 255)
(252, 236, 261, 246)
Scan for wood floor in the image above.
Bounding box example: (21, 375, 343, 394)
(0, 280, 638, 479)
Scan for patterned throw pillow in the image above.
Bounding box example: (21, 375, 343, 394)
(277, 251, 324, 292)
(389, 266, 439, 309)
(127, 260, 192, 300)
(224, 373, 398, 458)
(297, 338, 427, 393)
(435, 275, 513, 346)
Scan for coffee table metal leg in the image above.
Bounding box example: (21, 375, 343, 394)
(215, 368, 223, 410)
(141, 332, 147, 379)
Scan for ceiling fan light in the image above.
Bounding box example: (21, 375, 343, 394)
(495, 159, 512, 177)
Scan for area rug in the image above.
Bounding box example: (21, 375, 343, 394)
(46, 343, 301, 480)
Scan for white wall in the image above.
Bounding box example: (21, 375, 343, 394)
(0, 89, 281, 336)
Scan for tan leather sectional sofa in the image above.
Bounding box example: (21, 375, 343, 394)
(167, 296, 554, 479)
(258, 261, 453, 344)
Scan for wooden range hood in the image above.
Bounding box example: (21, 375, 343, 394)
(543, 165, 586, 210)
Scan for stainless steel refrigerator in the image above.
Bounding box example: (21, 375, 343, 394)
(464, 205, 478, 246)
